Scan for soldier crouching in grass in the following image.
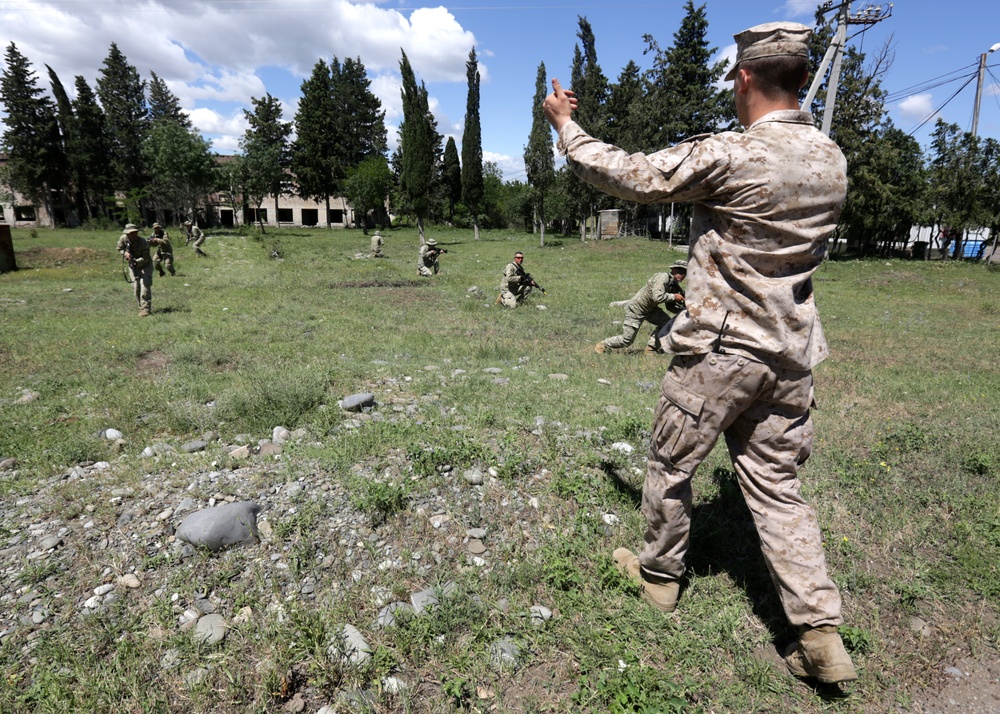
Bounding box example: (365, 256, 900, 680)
(117, 224, 153, 317)
(597, 260, 687, 354)
(544, 21, 858, 685)
(417, 238, 445, 276)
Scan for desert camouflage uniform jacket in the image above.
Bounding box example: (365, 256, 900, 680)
(500, 261, 528, 293)
(558, 110, 847, 370)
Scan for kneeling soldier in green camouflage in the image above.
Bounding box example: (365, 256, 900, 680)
(596, 261, 686, 354)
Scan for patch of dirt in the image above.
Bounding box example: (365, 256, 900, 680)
(330, 279, 426, 288)
(901, 648, 1000, 712)
(135, 349, 170, 372)
(18, 246, 103, 267)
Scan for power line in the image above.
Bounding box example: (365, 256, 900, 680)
(907, 72, 977, 136)
(884, 64, 979, 102)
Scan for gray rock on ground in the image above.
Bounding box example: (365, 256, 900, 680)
(176, 501, 261, 552)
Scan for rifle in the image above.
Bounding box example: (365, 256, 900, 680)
(522, 272, 546, 295)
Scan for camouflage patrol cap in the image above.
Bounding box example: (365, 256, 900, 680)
(124, 223, 138, 233)
(425, 238, 437, 246)
(724, 21, 811, 81)
(670, 260, 688, 272)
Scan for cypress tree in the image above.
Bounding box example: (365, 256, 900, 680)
(398, 50, 434, 242)
(148, 71, 192, 129)
(338, 57, 388, 166)
(97, 43, 149, 199)
(292, 59, 339, 227)
(441, 136, 461, 224)
(0, 43, 64, 226)
(524, 62, 555, 246)
(71, 76, 112, 220)
(461, 48, 484, 240)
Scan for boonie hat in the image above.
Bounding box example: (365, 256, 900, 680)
(124, 223, 138, 233)
(152, 222, 162, 229)
(670, 260, 688, 272)
(724, 21, 811, 81)
(184, 220, 192, 226)
(426, 238, 437, 246)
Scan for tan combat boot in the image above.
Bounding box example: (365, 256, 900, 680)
(612, 548, 679, 612)
(644, 345, 658, 355)
(138, 309, 150, 317)
(784, 625, 858, 684)
(595, 342, 606, 354)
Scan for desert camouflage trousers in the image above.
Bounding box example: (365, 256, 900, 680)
(499, 284, 532, 308)
(128, 264, 153, 312)
(639, 352, 843, 627)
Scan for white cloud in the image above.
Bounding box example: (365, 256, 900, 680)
(898, 94, 936, 122)
(776, 0, 818, 18)
(187, 108, 247, 138)
(484, 150, 522, 182)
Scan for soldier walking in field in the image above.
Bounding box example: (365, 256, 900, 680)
(185, 220, 206, 257)
(150, 222, 175, 276)
(117, 224, 153, 317)
(597, 261, 687, 354)
(544, 21, 858, 684)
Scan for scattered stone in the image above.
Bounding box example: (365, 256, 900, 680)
(375, 602, 413, 629)
(548, 373, 568, 381)
(482, 368, 503, 374)
(602, 513, 621, 526)
(467, 539, 487, 555)
(258, 442, 282, 457)
(180, 440, 208, 454)
(102, 428, 123, 440)
(229, 445, 251, 459)
(272, 426, 291, 444)
(462, 468, 483, 485)
(176, 501, 261, 552)
(332, 624, 371, 665)
(119, 573, 141, 589)
(161, 648, 182, 671)
(39, 535, 62, 550)
(610, 442, 634, 454)
(94, 584, 114, 596)
(597, 378, 612, 385)
(0, 457, 18, 470)
(193, 614, 228, 645)
(489, 637, 521, 669)
(908, 616, 932, 638)
(944, 666, 965, 680)
(340, 393, 375, 411)
(529, 605, 552, 627)
(15, 390, 40, 404)
(411, 581, 457, 614)
(184, 667, 210, 688)
(466, 528, 487, 539)
(536, 305, 547, 310)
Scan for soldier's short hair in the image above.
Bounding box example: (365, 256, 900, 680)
(741, 54, 809, 98)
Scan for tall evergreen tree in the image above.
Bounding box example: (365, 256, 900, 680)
(461, 48, 484, 240)
(524, 62, 555, 246)
(343, 155, 393, 232)
(398, 50, 435, 242)
(566, 17, 609, 241)
(44, 65, 74, 222)
(643, 0, 732, 148)
(147, 71, 192, 129)
(292, 59, 340, 227)
(0, 43, 64, 226)
(71, 76, 112, 220)
(240, 93, 291, 231)
(441, 136, 461, 223)
(338, 56, 388, 166)
(97, 43, 149, 199)
(641, 1, 732, 239)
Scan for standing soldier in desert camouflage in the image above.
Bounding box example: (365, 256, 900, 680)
(597, 260, 687, 354)
(117, 224, 153, 317)
(150, 222, 175, 276)
(545, 21, 858, 685)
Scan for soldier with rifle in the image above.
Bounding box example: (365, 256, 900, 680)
(498, 252, 545, 308)
(150, 222, 175, 276)
(596, 261, 686, 354)
(116, 223, 153, 317)
(417, 238, 448, 276)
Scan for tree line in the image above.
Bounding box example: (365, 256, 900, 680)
(3, 1, 1000, 257)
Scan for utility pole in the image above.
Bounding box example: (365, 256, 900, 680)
(972, 43, 1000, 137)
(801, 2, 893, 136)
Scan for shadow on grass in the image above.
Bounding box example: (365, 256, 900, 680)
(601, 461, 855, 698)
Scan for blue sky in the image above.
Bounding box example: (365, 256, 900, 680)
(1, 0, 998, 181)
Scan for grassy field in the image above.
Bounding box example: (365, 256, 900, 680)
(1, 225, 998, 712)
